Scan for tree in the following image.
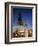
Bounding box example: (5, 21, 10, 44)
(18, 12, 23, 25)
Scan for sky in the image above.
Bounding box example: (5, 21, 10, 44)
(11, 7, 32, 29)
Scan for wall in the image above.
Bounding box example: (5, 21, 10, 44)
(0, 0, 38, 46)
(37, 4, 38, 42)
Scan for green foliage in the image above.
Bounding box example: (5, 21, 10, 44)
(18, 12, 23, 25)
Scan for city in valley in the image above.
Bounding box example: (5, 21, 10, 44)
(11, 25, 32, 38)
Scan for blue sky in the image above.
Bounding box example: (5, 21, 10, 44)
(11, 7, 32, 28)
